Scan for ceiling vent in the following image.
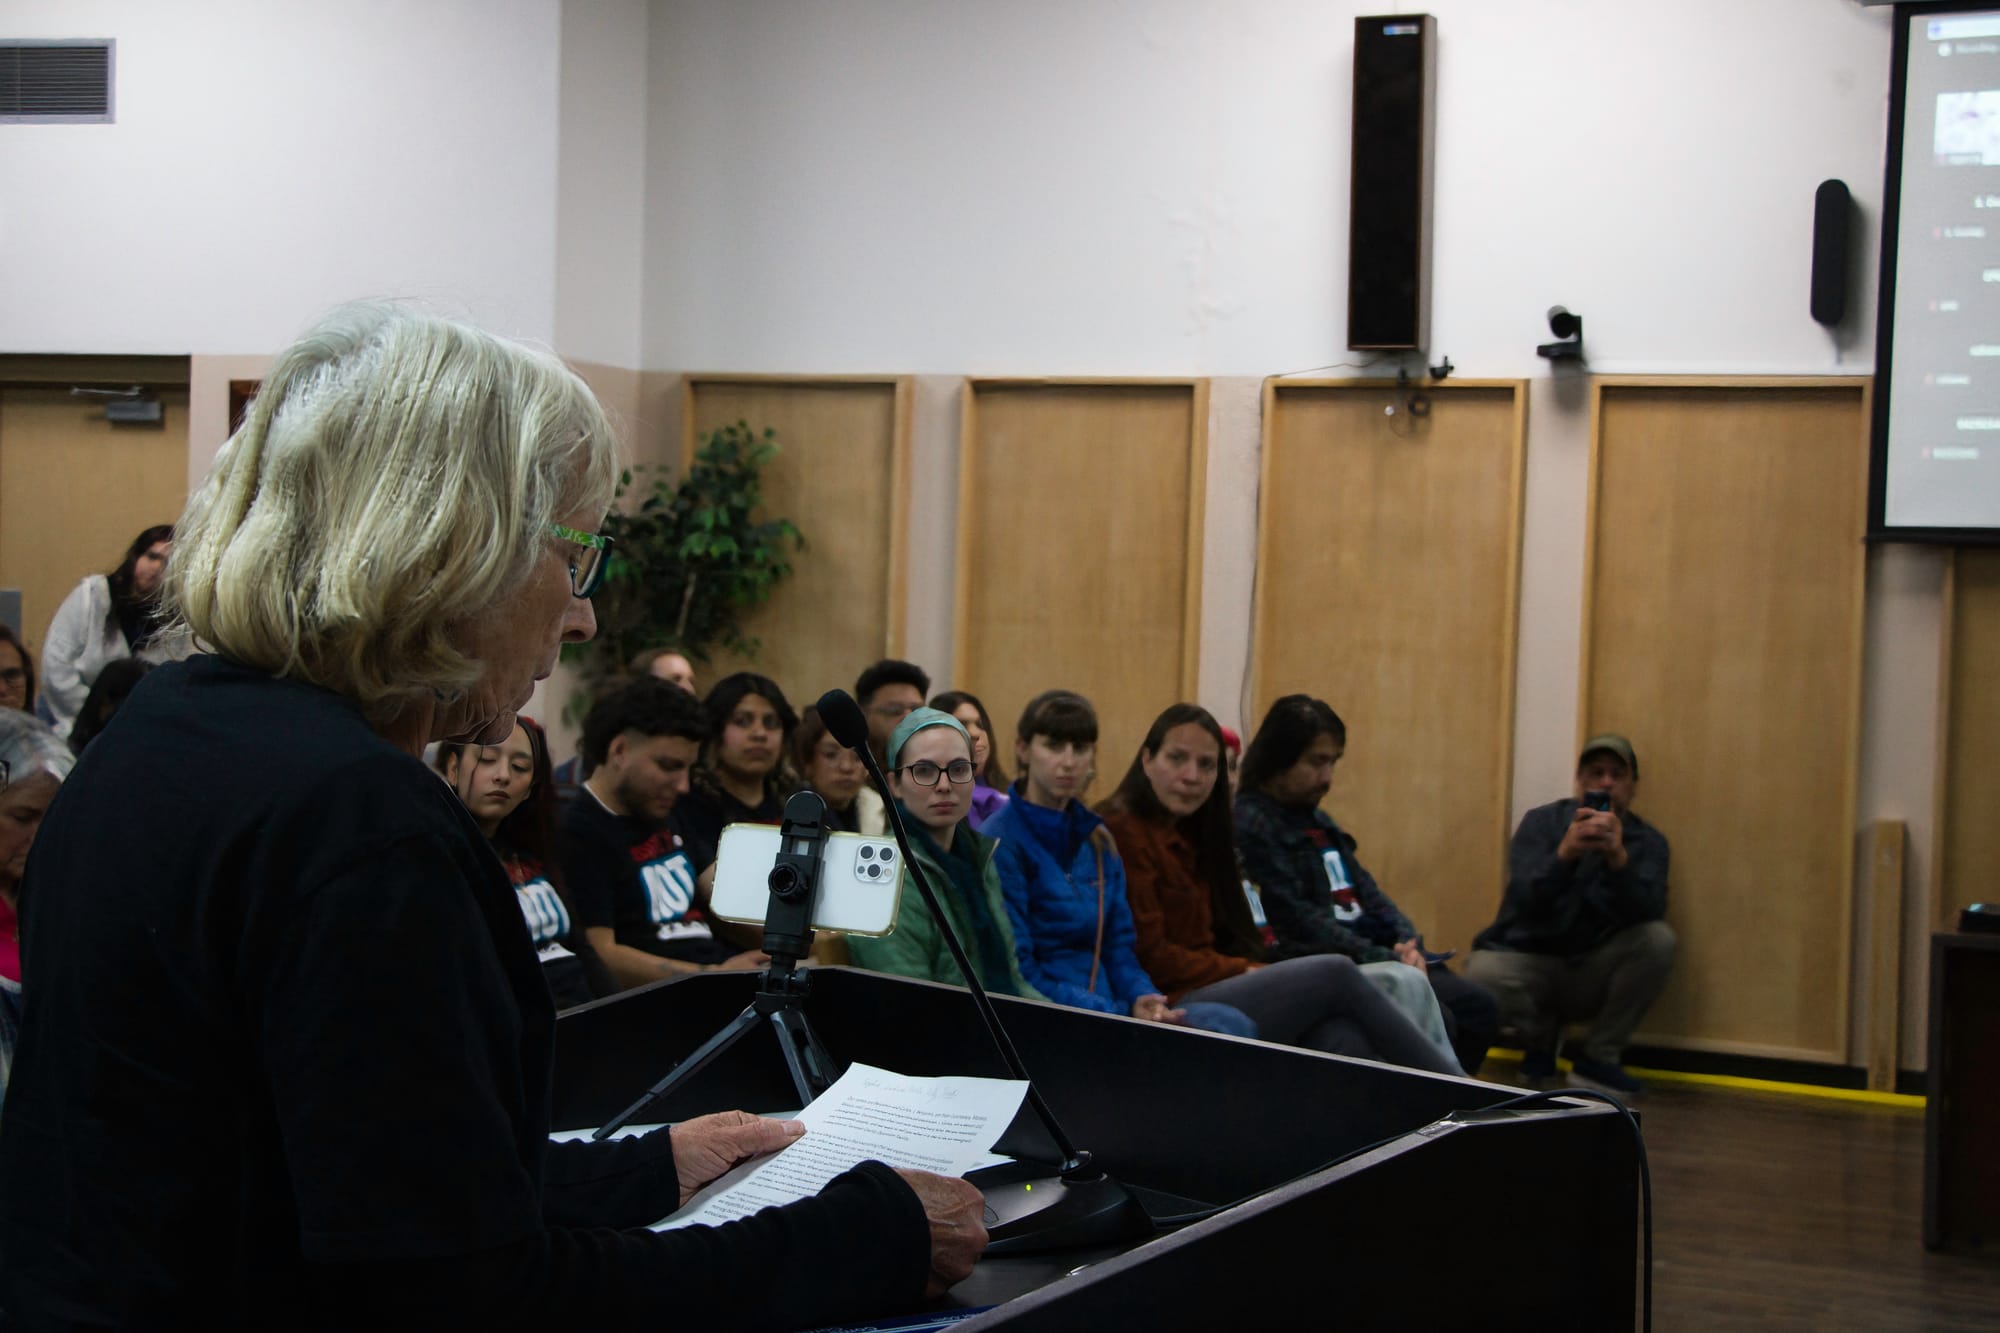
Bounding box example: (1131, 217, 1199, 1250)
(0, 40, 114, 123)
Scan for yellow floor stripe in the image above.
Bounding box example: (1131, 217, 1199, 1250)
(1482, 1048, 1925, 1109)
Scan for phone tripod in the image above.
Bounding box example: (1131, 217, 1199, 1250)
(592, 791, 843, 1139)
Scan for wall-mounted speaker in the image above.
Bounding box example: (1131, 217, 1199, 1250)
(1811, 179, 1851, 327)
(1348, 14, 1437, 352)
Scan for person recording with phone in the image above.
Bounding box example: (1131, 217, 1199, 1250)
(846, 708, 1042, 998)
(1465, 734, 1676, 1095)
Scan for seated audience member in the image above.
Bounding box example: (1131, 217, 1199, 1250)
(66, 658, 154, 756)
(0, 627, 36, 717)
(855, 659, 930, 767)
(0, 712, 75, 1105)
(669, 671, 799, 873)
(632, 645, 698, 695)
(984, 690, 1255, 1038)
(1235, 695, 1499, 1074)
(438, 717, 607, 1009)
(40, 524, 175, 739)
(550, 645, 699, 805)
(1465, 734, 1674, 1094)
(1100, 705, 1464, 1074)
(929, 690, 1009, 831)
(560, 677, 766, 990)
(794, 704, 885, 835)
(847, 709, 1041, 997)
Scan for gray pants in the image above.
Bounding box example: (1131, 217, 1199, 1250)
(1182, 954, 1462, 1077)
(1462, 920, 1677, 1065)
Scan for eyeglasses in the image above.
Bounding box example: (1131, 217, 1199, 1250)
(550, 523, 614, 599)
(894, 759, 974, 787)
(869, 700, 918, 721)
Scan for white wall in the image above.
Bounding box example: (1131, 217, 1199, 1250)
(556, 0, 650, 367)
(642, 0, 1891, 376)
(0, 0, 565, 354)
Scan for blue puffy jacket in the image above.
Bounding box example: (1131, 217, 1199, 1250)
(984, 797, 1156, 1015)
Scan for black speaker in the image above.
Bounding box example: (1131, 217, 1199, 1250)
(1811, 179, 1851, 326)
(1348, 14, 1437, 351)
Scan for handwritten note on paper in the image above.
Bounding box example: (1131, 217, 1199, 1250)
(652, 1062, 1028, 1231)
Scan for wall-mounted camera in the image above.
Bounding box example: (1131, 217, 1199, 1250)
(1537, 306, 1584, 362)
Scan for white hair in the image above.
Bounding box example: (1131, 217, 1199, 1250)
(164, 303, 619, 723)
(0, 711, 73, 786)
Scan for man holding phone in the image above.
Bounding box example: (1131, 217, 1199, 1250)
(1464, 735, 1675, 1094)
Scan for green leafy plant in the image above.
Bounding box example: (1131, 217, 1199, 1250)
(562, 420, 803, 714)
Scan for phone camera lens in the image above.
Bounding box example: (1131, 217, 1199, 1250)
(859, 846, 875, 861)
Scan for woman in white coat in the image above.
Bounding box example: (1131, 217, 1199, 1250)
(40, 524, 173, 738)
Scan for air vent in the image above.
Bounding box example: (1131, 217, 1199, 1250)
(0, 40, 114, 123)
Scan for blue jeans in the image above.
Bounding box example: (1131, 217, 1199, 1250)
(1176, 999, 1257, 1039)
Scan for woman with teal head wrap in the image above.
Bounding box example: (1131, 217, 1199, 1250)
(845, 709, 1041, 998)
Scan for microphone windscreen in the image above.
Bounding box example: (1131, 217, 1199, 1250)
(817, 689, 871, 751)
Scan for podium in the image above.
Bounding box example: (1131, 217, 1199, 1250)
(555, 967, 1642, 1328)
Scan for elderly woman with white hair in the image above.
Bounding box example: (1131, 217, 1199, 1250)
(0, 711, 74, 1106)
(0, 306, 981, 1328)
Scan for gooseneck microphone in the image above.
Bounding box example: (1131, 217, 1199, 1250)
(816, 689, 1150, 1253)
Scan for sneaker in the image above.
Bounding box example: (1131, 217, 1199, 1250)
(1567, 1057, 1643, 1096)
(1518, 1050, 1558, 1088)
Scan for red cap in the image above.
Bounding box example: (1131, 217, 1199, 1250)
(1219, 726, 1242, 757)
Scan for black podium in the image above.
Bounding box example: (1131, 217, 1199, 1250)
(554, 967, 1641, 1329)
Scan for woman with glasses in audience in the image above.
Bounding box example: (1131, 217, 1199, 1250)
(0, 712, 75, 1109)
(0, 627, 36, 718)
(1099, 704, 1463, 1075)
(437, 716, 607, 1008)
(927, 690, 1009, 831)
(669, 671, 800, 875)
(847, 708, 1040, 997)
(0, 305, 979, 1325)
(40, 524, 176, 739)
(983, 689, 1255, 1038)
(793, 705, 885, 836)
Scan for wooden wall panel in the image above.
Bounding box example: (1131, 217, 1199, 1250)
(1251, 380, 1526, 957)
(954, 380, 1206, 792)
(0, 385, 190, 654)
(1584, 379, 1869, 1063)
(1937, 548, 2000, 925)
(681, 376, 909, 706)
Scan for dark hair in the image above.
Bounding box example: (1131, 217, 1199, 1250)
(580, 676, 709, 769)
(1099, 702, 1265, 961)
(436, 717, 571, 897)
(1237, 694, 1345, 796)
(0, 625, 37, 712)
(68, 658, 153, 755)
(792, 704, 832, 771)
(854, 659, 930, 708)
(106, 524, 175, 602)
(1015, 689, 1097, 748)
(929, 689, 1007, 789)
(702, 672, 799, 784)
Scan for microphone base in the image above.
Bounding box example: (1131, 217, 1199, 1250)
(968, 1160, 1156, 1256)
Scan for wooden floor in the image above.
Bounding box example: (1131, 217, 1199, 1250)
(1633, 1082, 2000, 1330)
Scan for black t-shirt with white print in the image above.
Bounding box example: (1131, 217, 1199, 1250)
(557, 788, 735, 966)
(495, 844, 595, 1009)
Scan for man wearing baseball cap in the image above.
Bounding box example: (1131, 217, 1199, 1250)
(1464, 733, 1675, 1094)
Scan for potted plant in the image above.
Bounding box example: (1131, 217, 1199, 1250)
(562, 420, 803, 713)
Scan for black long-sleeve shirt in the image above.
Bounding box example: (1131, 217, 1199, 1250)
(1474, 797, 1671, 958)
(0, 655, 928, 1330)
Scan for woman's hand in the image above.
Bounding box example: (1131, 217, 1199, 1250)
(669, 1111, 804, 1206)
(1132, 993, 1187, 1024)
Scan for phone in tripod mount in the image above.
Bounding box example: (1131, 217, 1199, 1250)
(710, 823, 903, 937)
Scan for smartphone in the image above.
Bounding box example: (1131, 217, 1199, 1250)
(709, 823, 904, 936)
(1582, 790, 1612, 813)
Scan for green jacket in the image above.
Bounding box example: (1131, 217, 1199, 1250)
(848, 822, 1043, 999)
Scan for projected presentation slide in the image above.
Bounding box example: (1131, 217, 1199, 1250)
(1882, 10, 2000, 533)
